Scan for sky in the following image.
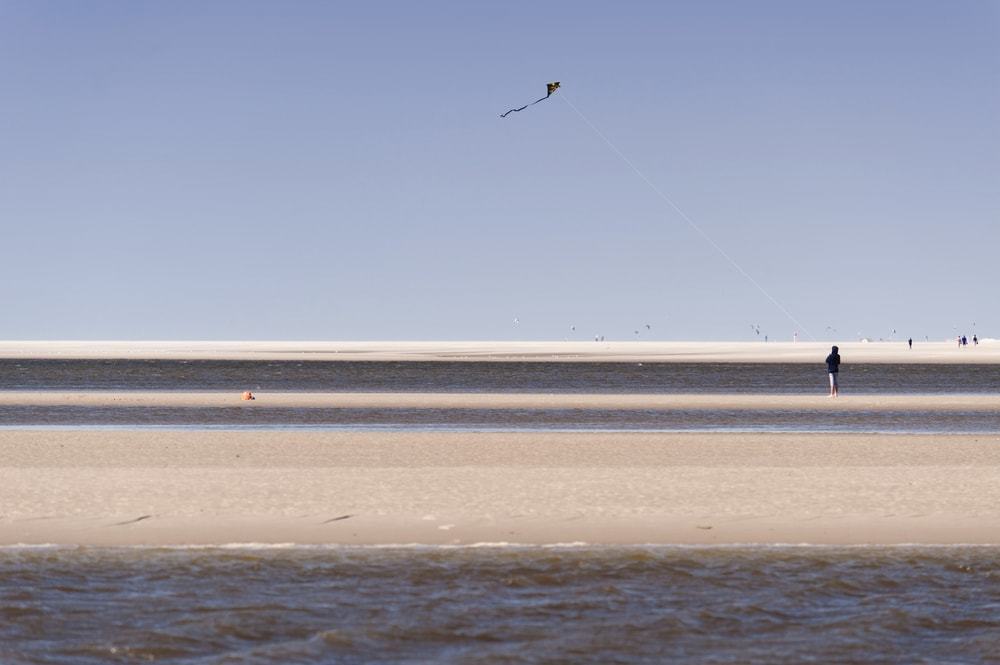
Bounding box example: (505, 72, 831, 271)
(1, 1, 997, 341)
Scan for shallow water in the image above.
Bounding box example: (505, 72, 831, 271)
(1, 545, 998, 664)
(4, 404, 1000, 433)
(3, 359, 999, 393)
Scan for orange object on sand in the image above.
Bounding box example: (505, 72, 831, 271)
(241, 391, 255, 401)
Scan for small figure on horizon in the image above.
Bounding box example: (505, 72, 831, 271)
(962, 335, 968, 347)
(825, 345, 841, 398)
(908, 337, 912, 349)
(973, 334, 979, 346)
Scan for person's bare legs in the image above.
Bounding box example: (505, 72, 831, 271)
(829, 373, 839, 397)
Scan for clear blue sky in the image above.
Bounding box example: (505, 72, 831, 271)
(2, 1, 997, 341)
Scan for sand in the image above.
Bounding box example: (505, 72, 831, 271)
(3, 340, 996, 546)
(0, 340, 997, 363)
(3, 429, 999, 546)
(1, 391, 998, 411)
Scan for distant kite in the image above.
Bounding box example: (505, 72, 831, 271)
(501, 82, 560, 118)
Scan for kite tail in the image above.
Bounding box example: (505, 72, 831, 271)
(500, 95, 553, 118)
(500, 104, 529, 118)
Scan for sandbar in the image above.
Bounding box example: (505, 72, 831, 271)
(3, 430, 998, 546)
(1, 391, 998, 412)
(0, 340, 996, 363)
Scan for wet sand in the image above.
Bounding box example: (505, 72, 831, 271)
(1, 391, 998, 411)
(3, 430, 999, 546)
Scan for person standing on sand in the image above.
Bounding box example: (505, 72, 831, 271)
(825, 345, 841, 397)
(908, 337, 913, 349)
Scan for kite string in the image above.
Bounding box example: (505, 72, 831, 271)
(559, 93, 815, 341)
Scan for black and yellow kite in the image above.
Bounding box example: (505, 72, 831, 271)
(501, 82, 560, 118)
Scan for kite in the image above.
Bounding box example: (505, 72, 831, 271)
(501, 82, 560, 118)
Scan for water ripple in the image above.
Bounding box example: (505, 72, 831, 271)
(1, 546, 998, 663)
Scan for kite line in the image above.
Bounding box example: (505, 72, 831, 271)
(558, 92, 815, 341)
(501, 82, 561, 118)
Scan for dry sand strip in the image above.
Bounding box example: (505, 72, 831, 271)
(2, 391, 999, 411)
(2, 430, 999, 546)
(0, 340, 997, 363)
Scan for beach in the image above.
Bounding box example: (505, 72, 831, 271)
(3, 354, 1000, 664)
(2, 341, 999, 548)
(1, 339, 997, 363)
(4, 419, 1000, 547)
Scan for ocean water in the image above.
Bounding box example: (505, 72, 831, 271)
(2, 545, 998, 664)
(3, 359, 1000, 393)
(4, 404, 1000, 434)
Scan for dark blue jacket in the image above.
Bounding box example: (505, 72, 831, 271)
(825, 352, 841, 373)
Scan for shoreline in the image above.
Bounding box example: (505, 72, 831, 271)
(3, 430, 999, 547)
(0, 340, 997, 363)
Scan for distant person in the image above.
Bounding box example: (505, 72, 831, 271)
(908, 338, 912, 349)
(962, 335, 968, 347)
(973, 334, 979, 346)
(825, 345, 841, 397)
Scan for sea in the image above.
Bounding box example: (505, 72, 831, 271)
(2, 359, 1000, 663)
